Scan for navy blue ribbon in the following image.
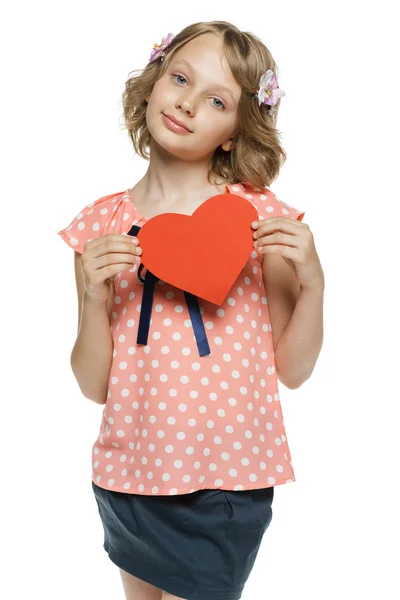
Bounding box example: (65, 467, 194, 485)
(127, 225, 211, 357)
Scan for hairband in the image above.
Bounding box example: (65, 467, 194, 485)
(149, 32, 285, 116)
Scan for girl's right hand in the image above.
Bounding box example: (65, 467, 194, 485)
(81, 233, 142, 303)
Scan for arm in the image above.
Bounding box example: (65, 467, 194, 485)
(262, 253, 324, 389)
(70, 251, 114, 404)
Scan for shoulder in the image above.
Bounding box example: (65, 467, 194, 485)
(57, 189, 140, 253)
(226, 182, 306, 222)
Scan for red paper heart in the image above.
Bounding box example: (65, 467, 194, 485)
(137, 193, 258, 305)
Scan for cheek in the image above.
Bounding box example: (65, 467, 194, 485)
(146, 79, 168, 107)
(201, 117, 235, 144)
(195, 109, 224, 130)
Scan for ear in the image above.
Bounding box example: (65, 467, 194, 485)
(221, 138, 236, 152)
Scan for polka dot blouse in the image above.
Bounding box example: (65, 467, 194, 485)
(58, 182, 305, 495)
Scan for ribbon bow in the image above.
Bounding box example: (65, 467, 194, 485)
(128, 224, 211, 357)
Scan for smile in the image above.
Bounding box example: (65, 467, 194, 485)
(162, 114, 192, 134)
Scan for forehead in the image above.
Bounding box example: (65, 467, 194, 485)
(174, 33, 226, 67)
(171, 34, 241, 97)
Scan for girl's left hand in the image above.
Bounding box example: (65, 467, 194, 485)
(252, 218, 325, 290)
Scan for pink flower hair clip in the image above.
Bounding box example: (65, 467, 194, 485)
(253, 69, 285, 116)
(149, 33, 175, 63)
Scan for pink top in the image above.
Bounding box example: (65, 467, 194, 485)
(58, 182, 305, 495)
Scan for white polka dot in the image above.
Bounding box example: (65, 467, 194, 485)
(81, 188, 297, 496)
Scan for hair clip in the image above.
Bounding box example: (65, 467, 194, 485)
(252, 69, 285, 116)
(149, 33, 175, 63)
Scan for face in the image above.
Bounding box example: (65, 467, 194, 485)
(145, 33, 242, 160)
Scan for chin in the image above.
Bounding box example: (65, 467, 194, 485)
(149, 135, 190, 158)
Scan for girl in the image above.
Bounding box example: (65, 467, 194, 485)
(58, 20, 324, 600)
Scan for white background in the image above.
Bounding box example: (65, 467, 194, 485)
(1, 1, 399, 598)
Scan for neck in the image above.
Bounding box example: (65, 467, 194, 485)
(134, 138, 229, 207)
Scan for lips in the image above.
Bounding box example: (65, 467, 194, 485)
(163, 113, 192, 132)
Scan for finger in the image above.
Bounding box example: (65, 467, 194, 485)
(257, 244, 298, 260)
(84, 234, 140, 252)
(94, 252, 142, 269)
(98, 263, 136, 280)
(253, 218, 303, 238)
(87, 240, 141, 259)
(98, 233, 140, 243)
(255, 232, 299, 249)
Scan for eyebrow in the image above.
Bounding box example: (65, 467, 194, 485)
(171, 58, 236, 103)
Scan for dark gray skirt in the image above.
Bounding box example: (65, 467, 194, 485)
(92, 480, 274, 600)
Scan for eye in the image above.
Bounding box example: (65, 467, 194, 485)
(211, 98, 225, 110)
(171, 74, 226, 110)
(172, 74, 187, 86)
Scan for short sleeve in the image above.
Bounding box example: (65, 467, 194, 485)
(256, 187, 305, 222)
(57, 190, 135, 254)
(226, 183, 305, 223)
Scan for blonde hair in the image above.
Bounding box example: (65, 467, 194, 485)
(120, 20, 287, 188)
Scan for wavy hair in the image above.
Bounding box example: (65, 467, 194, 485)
(120, 21, 287, 188)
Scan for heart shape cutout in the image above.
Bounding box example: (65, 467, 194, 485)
(137, 193, 258, 305)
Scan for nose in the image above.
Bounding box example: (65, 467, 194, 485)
(176, 97, 195, 115)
